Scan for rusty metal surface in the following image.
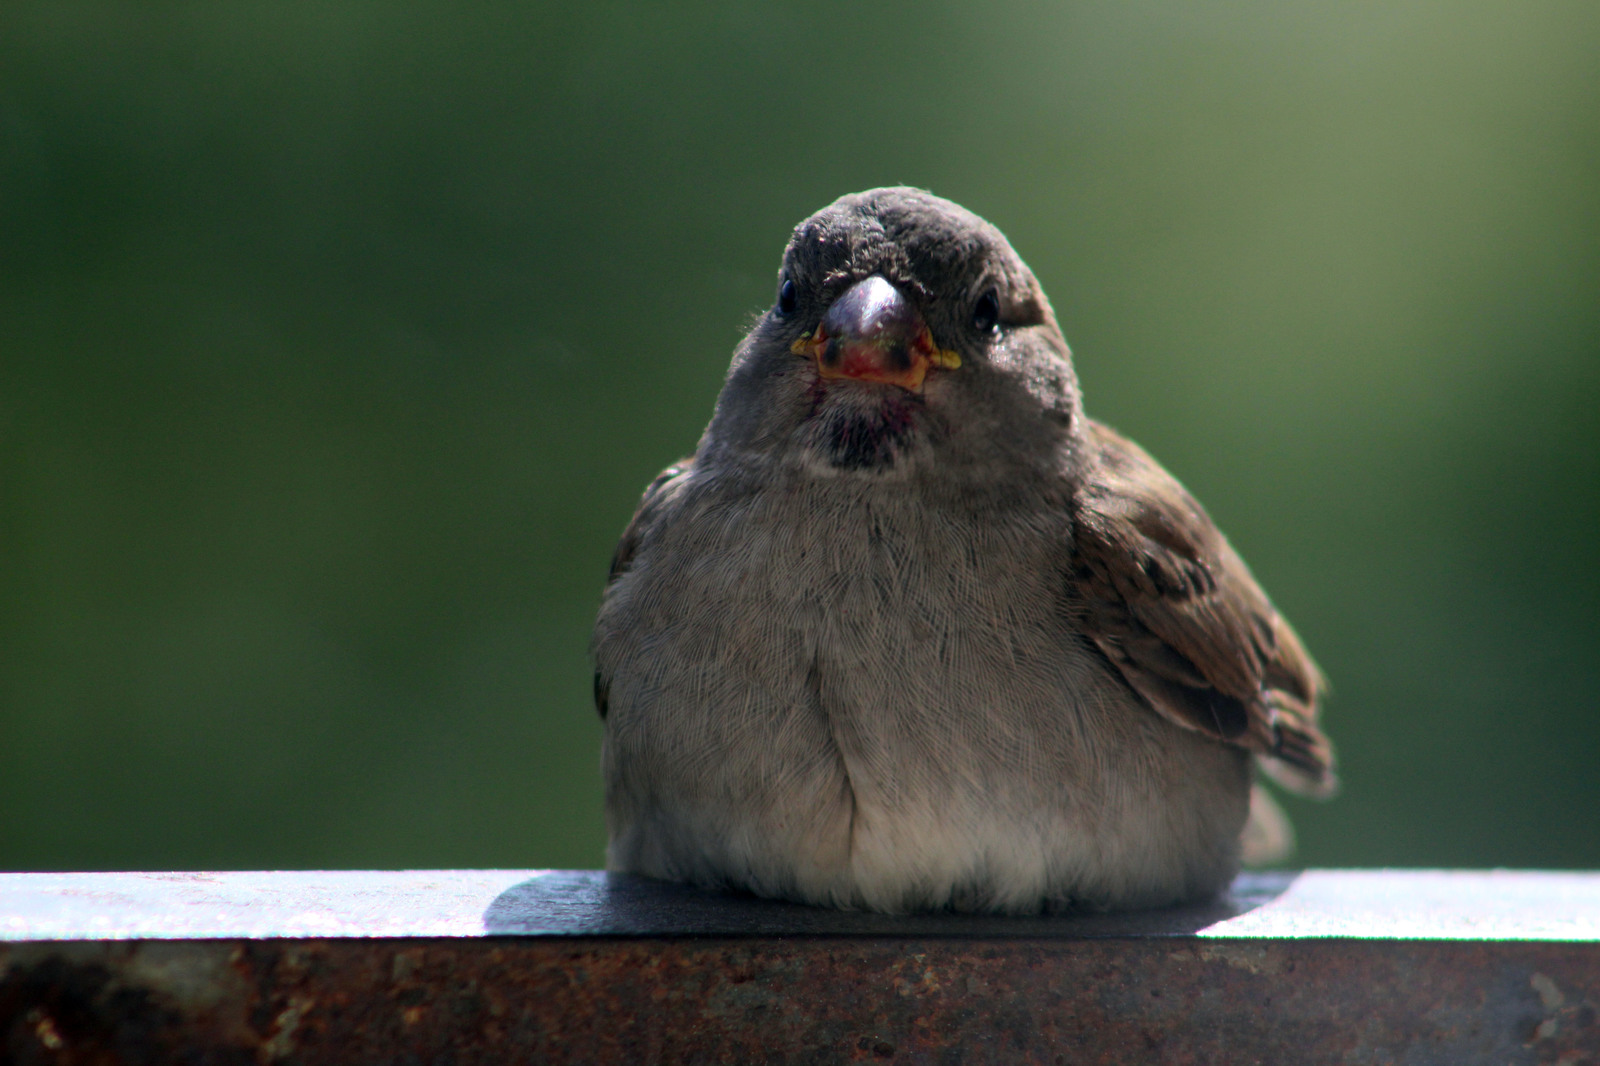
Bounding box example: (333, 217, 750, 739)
(3, 871, 1600, 1063)
(6, 869, 1600, 941)
(3, 935, 1598, 1064)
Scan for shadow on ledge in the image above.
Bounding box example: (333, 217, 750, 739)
(482, 870, 1297, 938)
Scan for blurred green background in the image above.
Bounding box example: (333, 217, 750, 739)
(2, 1, 1596, 873)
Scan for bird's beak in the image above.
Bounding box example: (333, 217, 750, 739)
(789, 275, 961, 391)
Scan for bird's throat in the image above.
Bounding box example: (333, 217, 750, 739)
(804, 385, 925, 472)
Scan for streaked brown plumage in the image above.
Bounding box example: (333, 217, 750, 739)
(1072, 421, 1334, 797)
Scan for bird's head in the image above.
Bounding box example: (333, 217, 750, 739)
(702, 188, 1087, 486)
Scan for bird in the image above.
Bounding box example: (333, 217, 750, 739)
(591, 187, 1334, 914)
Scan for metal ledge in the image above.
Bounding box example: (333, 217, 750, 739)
(3, 870, 1598, 1063)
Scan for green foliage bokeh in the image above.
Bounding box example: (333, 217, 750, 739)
(2, 1, 1596, 871)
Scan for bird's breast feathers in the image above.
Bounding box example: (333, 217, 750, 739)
(595, 471, 1249, 912)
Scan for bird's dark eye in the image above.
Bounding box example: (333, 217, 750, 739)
(777, 278, 797, 316)
(972, 289, 1000, 334)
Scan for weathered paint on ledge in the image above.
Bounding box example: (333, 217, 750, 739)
(2, 871, 1598, 1064)
(4, 868, 1600, 942)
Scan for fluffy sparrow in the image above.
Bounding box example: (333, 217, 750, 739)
(592, 188, 1334, 913)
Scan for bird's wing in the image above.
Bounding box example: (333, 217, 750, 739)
(605, 458, 695, 588)
(1069, 421, 1336, 796)
(595, 458, 694, 720)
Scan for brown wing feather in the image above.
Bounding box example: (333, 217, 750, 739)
(1071, 421, 1336, 796)
(595, 458, 694, 720)
(605, 459, 694, 588)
